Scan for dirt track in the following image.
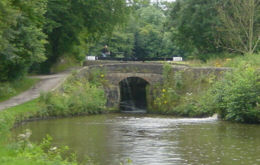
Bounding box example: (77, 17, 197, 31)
(0, 72, 71, 111)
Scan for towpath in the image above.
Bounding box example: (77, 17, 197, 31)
(0, 70, 73, 111)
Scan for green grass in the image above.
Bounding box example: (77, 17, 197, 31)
(0, 99, 40, 140)
(223, 54, 260, 68)
(0, 78, 40, 103)
(50, 56, 81, 73)
(0, 99, 80, 165)
(171, 53, 260, 68)
(0, 69, 107, 165)
(4, 98, 40, 121)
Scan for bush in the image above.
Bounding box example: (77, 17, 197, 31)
(38, 74, 106, 117)
(148, 63, 218, 117)
(0, 78, 39, 102)
(207, 66, 260, 123)
(223, 53, 260, 68)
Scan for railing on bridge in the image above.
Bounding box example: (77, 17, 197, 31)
(87, 56, 181, 62)
(98, 57, 174, 61)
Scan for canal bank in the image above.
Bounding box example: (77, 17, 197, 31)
(12, 114, 260, 165)
(0, 63, 259, 165)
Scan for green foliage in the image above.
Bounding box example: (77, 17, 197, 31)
(42, 0, 130, 72)
(223, 53, 260, 68)
(0, 99, 40, 141)
(0, 97, 99, 165)
(89, 29, 135, 58)
(0, 78, 39, 102)
(1, 0, 130, 77)
(0, 0, 47, 81)
(133, 5, 182, 58)
(167, 0, 221, 57)
(38, 72, 106, 117)
(206, 67, 260, 123)
(0, 70, 108, 165)
(217, 0, 260, 54)
(148, 63, 217, 117)
(91, 4, 182, 58)
(50, 56, 81, 73)
(167, 0, 260, 59)
(0, 128, 79, 165)
(184, 53, 260, 68)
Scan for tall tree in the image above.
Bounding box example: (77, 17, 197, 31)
(134, 6, 165, 58)
(90, 4, 182, 59)
(42, 0, 130, 72)
(217, 0, 260, 54)
(167, 0, 222, 58)
(0, 0, 47, 81)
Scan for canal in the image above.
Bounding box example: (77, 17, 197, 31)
(12, 114, 260, 165)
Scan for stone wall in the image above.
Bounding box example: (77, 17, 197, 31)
(79, 62, 230, 109)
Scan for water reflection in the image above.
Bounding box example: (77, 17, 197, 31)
(12, 114, 260, 165)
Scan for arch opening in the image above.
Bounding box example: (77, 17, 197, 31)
(119, 77, 149, 112)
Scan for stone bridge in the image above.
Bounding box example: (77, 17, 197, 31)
(78, 62, 229, 110)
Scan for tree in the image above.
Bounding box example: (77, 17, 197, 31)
(42, 0, 130, 72)
(0, 0, 47, 81)
(134, 6, 165, 58)
(89, 3, 181, 59)
(217, 0, 260, 54)
(89, 29, 135, 58)
(167, 0, 222, 58)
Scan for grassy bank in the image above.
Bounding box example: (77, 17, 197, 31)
(37, 69, 107, 117)
(0, 70, 108, 165)
(204, 66, 260, 123)
(148, 62, 260, 123)
(0, 56, 258, 165)
(50, 57, 82, 74)
(0, 78, 39, 102)
(0, 99, 80, 165)
(147, 63, 219, 117)
(185, 53, 260, 68)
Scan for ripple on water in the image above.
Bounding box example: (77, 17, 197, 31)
(12, 114, 260, 165)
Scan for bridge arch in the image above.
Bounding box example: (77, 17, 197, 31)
(119, 77, 150, 111)
(78, 62, 229, 110)
(106, 72, 162, 86)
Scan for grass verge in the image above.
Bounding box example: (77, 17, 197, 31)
(0, 69, 108, 165)
(166, 53, 260, 68)
(50, 56, 82, 74)
(0, 99, 83, 165)
(0, 78, 40, 103)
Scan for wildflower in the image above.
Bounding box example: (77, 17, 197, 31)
(50, 147, 57, 151)
(225, 58, 232, 61)
(186, 92, 192, 96)
(18, 129, 32, 140)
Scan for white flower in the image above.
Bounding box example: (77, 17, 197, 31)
(186, 92, 193, 96)
(50, 147, 57, 151)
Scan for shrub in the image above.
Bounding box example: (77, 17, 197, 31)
(207, 66, 260, 123)
(224, 53, 260, 68)
(0, 78, 39, 102)
(148, 63, 217, 117)
(38, 74, 106, 117)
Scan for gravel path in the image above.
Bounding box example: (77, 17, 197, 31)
(0, 71, 72, 111)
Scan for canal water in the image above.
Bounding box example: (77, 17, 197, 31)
(12, 114, 260, 165)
